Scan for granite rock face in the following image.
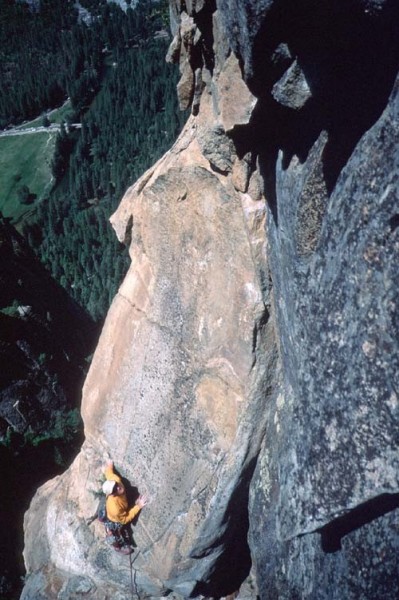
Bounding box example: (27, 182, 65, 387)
(250, 74, 399, 600)
(22, 28, 273, 597)
(22, 0, 399, 598)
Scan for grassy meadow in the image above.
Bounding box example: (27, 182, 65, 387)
(0, 130, 56, 227)
(0, 103, 75, 228)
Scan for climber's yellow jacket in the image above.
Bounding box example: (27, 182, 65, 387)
(104, 464, 141, 525)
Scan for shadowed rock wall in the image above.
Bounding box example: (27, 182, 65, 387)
(250, 72, 399, 600)
(230, 1, 399, 598)
(22, 1, 399, 598)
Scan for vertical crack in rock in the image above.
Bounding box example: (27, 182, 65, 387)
(189, 457, 257, 598)
(123, 214, 133, 248)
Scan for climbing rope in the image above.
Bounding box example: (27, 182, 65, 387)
(129, 550, 141, 599)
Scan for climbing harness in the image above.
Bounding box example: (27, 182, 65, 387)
(87, 495, 140, 598)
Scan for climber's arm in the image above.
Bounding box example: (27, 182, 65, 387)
(104, 460, 122, 484)
(120, 494, 149, 524)
(123, 504, 142, 524)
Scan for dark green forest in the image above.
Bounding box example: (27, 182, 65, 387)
(1, 0, 186, 322)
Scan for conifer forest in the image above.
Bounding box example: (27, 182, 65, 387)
(0, 0, 186, 322)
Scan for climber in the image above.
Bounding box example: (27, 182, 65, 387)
(101, 460, 148, 555)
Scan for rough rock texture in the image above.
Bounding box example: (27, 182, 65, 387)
(250, 75, 399, 600)
(22, 24, 273, 597)
(22, 0, 399, 599)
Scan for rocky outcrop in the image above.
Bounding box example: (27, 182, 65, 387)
(22, 1, 399, 599)
(22, 31, 273, 598)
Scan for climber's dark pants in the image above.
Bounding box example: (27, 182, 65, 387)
(103, 518, 130, 549)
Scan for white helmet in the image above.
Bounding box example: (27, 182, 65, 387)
(102, 480, 116, 495)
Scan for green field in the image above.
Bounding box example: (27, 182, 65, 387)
(0, 103, 74, 229)
(0, 130, 56, 227)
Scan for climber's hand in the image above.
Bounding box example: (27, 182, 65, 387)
(136, 494, 149, 508)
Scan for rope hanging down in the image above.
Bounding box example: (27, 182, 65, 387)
(129, 550, 141, 600)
